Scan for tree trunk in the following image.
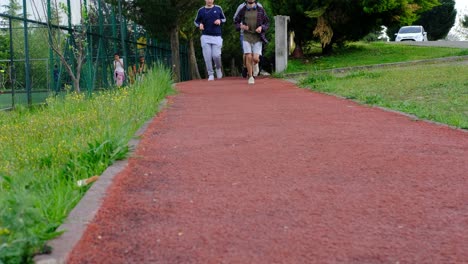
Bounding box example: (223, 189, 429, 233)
(170, 26, 181, 82)
(230, 57, 239, 77)
(291, 44, 304, 58)
(61, 60, 80, 93)
(73, 78, 81, 93)
(188, 37, 201, 80)
(321, 42, 333, 55)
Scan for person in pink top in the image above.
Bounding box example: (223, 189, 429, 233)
(113, 53, 125, 87)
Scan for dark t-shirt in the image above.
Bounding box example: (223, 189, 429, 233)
(244, 9, 260, 43)
(194, 5, 226, 36)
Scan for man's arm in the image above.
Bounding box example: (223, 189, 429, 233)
(259, 7, 269, 32)
(218, 5, 227, 24)
(233, 7, 244, 31)
(194, 8, 203, 27)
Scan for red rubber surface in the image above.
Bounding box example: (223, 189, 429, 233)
(68, 77, 468, 263)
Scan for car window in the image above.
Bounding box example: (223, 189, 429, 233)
(398, 27, 422, 34)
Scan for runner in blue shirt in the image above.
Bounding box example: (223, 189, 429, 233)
(194, 0, 226, 81)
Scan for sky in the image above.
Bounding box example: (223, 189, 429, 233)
(448, 0, 468, 40)
(456, 0, 468, 9)
(0, 0, 82, 25)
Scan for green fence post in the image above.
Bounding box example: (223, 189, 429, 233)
(23, 0, 31, 105)
(84, 0, 93, 93)
(97, 0, 108, 88)
(118, 0, 127, 85)
(8, 17, 15, 108)
(47, 0, 53, 92)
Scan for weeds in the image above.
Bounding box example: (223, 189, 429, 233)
(0, 65, 173, 263)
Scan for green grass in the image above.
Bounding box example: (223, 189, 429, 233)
(298, 62, 468, 129)
(0, 65, 174, 263)
(285, 42, 468, 73)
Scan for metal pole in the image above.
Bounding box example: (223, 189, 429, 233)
(84, 0, 93, 92)
(67, 0, 72, 29)
(8, 17, 16, 108)
(97, 0, 108, 87)
(47, 0, 55, 92)
(23, 0, 32, 105)
(66, 0, 76, 91)
(111, 4, 117, 55)
(118, 0, 127, 85)
(134, 22, 138, 70)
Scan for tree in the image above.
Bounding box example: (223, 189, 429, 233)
(31, 0, 88, 92)
(180, 22, 201, 80)
(119, 0, 201, 82)
(306, 0, 440, 53)
(0, 34, 7, 89)
(269, 0, 316, 58)
(415, 0, 456, 40)
(2, 0, 24, 90)
(2, 0, 21, 17)
(271, 0, 439, 54)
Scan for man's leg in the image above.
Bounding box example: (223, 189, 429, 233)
(245, 53, 253, 77)
(245, 53, 255, 84)
(243, 41, 255, 84)
(240, 33, 247, 78)
(201, 37, 214, 80)
(212, 42, 223, 79)
(242, 55, 247, 78)
(253, 54, 260, 76)
(252, 42, 262, 76)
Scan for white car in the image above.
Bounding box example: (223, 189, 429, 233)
(395, 26, 428, 41)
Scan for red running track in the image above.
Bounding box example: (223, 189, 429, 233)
(68, 77, 468, 263)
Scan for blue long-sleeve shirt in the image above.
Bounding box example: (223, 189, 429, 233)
(194, 5, 226, 36)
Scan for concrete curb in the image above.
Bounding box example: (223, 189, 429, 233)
(34, 99, 168, 264)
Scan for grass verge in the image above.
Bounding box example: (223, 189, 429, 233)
(285, 42, 468, 73)
(298, 62, 468, 129)
(0, 65, 174, 263)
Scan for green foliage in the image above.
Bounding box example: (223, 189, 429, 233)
(0, 9, 50, 91)
(0, 34, 8, 61)
(269, 0, 317, 46)
(0, 191, 61, 264)
(2, 0, 22, 17)
(123, 0, 201, 39)
(415, 0, 456, 40)
(272, 0, 440, 54)
(0, 66, 173, 262)
(61, 139, 129, 181)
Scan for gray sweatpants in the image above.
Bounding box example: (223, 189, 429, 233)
(201, 35, 223, 76)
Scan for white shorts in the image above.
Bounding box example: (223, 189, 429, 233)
(243, 41, 262, 55)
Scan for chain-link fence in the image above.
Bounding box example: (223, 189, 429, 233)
(0, 0, 188, 110)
